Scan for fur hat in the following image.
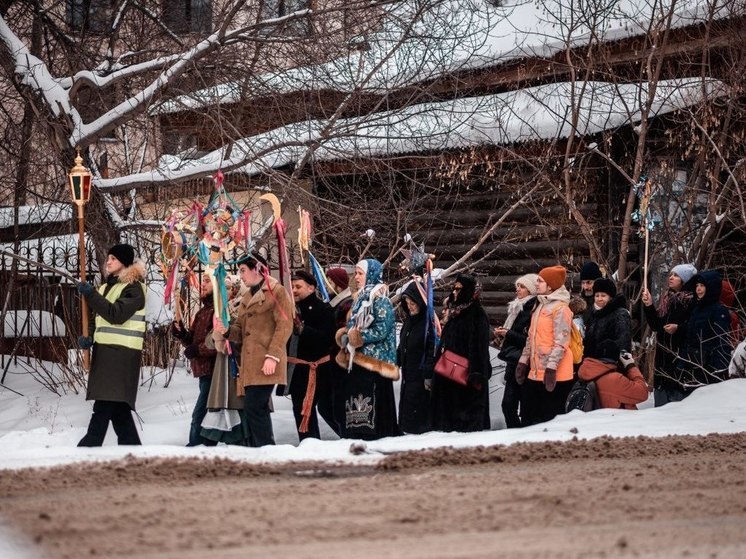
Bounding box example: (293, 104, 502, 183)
(515, 273, 539, 295)
(326, 267, 349, 290)
(670, 263, 697, 285)
(539, 265, 567, 291)
(291, 269, 317, 287)
(107, 244, 135, 267)
(580, 261, 602, 281)
(569, 295, 587, 315)
(593, 278, 617, 298)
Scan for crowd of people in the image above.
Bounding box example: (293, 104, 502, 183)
(74, 243, 745, 447)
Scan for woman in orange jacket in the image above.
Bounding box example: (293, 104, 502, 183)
(516, 265, 574, 426)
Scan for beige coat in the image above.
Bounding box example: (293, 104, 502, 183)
(227, 276, 294, 388)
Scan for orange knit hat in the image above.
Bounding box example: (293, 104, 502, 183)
(539, 265, 567, 291)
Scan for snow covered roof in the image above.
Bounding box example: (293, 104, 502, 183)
(0, 204, 72, 229)
(104, 78, 725, 189)
(154, 0, 726, 114)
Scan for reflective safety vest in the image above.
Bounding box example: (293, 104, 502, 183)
(94, 282, 147, 350)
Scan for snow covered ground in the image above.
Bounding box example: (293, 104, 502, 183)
(2, 355, 746, 472)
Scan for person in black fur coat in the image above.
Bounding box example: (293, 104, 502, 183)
(494, 274, 538, 428)
(397, 281, 435, 434)
(431, 274, 492, 433)
(583, 278, 632, 361)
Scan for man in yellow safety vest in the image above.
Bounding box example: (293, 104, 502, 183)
(77, 243, 147, 447)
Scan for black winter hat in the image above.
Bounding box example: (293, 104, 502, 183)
(580, 261, 602, 281)
(593, 278, 617, 298)
(236, 250, 268, 270)
(291, 269, 317, 287)
(107, 244, 135, 267)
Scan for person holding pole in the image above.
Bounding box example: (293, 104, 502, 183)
(76, 244, 147, 446)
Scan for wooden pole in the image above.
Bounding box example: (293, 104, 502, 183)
(77, 203, 90, 372)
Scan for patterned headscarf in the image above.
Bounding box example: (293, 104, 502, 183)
(350, 259, 387, 328)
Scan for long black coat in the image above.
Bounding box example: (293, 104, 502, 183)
(85, 262, 147, 410)
(678, 271, 731, 385)
(643, 285, 694, 388)
(584, 294, 632, 359)
(397, 282, 435, 434)
(431, 302, 492, 433)
(289, 292, 336, 396)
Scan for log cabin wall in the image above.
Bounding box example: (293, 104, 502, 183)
(310, 143, 613, 324)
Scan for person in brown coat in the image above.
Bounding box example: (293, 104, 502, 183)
(214, 252, 293, 447)
(578, 341, 649, 409)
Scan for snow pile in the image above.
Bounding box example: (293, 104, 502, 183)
(1, 353, 745, 471)
(3, 311, 66, 338)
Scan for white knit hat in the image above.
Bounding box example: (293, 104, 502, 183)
(515, 273, 540, 295)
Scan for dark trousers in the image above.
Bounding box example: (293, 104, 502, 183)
(78, 400, 141, 447)
(244, 384, 276, 447)
(188, 375, 217, 447)
(290, 366, 341, 440)
(501, 362, 523, 428)
(521, 379, 574, 427)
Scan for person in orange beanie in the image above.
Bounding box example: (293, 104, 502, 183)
(516, 265, 574, 426)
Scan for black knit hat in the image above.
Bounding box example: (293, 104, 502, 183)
(236, 251, 268, 270)
(593, 278, 617, 298)
(107, 243, 135, 267)
(291, 269, 317, 287)
(580, 261, 602, 281)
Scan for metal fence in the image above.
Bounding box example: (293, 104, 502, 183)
(0, 239, 97, 368)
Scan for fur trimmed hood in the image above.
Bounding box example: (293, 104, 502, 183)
(115, 259, 147, 284)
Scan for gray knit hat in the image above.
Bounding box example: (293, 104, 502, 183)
(670, 263, 697, 285)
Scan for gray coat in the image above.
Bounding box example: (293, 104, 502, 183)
(84, 261, 147, 410)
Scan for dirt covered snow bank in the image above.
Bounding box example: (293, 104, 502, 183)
(2, 433, 746, 558)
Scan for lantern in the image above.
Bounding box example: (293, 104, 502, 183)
(68, 148, 92, 205)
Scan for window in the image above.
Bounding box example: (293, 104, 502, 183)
(66, 0, 112, 33)
(163, 0, 213, 34)
(260, 0, 311, 36)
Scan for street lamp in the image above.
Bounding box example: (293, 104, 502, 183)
(68, 148, 93, 370)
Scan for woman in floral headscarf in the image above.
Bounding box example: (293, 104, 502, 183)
(335, 259, 399, 440)
(430, 274, 492, 432)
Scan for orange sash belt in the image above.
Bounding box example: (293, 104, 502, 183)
(287, 354, 331, 433)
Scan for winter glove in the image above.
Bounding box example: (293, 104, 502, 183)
(170, 321, 188, 341)
(543, 367, 557, 392)
(76, 281, 94, 296)
(347, 327, 364, 349)
(78, 336, 93, 349)
(619, 351, 635, 371)
(515, 362, 529, 385)
(183, 344, 200, 360)
(467, 373, 485, 391)
(424, 378, 432, 391)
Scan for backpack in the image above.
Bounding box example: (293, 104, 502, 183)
(569, 323, 584, 364)
(565, 379, 601, 412)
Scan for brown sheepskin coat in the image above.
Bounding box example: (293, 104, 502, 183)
(226, 276, 294, 388)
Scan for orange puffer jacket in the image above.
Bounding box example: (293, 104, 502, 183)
(519, 286, 574, 382)
(578, 358, 649, 409)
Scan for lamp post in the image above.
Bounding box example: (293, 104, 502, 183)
(68, 148, 93, 371)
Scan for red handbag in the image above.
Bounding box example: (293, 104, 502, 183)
(434, 349, 470, 385)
